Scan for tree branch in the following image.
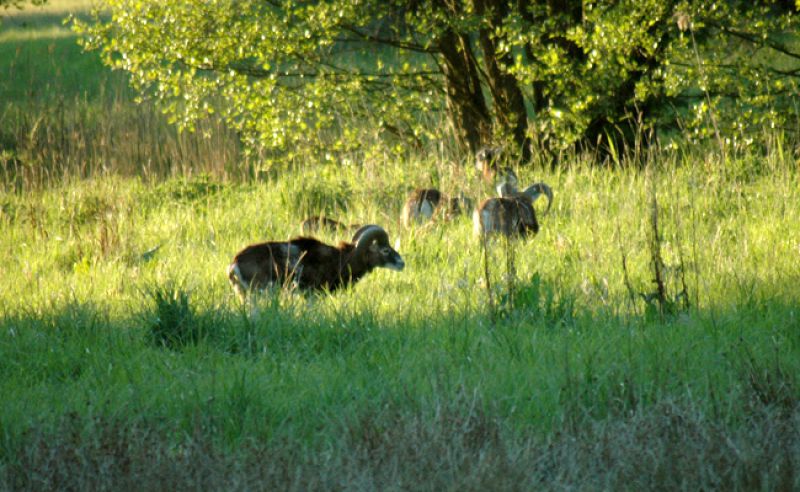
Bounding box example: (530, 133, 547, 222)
(338, 25, 437, 54)
(703, 19, 800, 61)
(191, 60, 440, 80)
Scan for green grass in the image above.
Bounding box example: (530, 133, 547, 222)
(1, 1, 242, 186)
(0, 156, 798, 489)
(0, 33, 119, 101)
(0, 3, 799, 490)
(1, 0, 111, 99)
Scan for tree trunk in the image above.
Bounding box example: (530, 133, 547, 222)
(474, 0, 531, 163)
(437, 28, 491, 155)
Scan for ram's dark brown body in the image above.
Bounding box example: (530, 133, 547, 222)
(474, 197, 539, 237)
(228, 225, 404, 298)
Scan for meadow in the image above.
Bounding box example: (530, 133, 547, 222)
(1, 2, 799, 490)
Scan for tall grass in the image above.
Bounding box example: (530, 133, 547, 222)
(0, 144, 798, 488)
(1, 11, 245, 189)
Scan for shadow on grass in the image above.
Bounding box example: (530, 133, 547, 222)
(1, 389, 796, 491)
(0, 287, 798, 490)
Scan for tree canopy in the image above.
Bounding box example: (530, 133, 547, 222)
(76, 1, 800, 165)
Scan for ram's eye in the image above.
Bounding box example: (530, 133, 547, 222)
(381, 247, 391, 255)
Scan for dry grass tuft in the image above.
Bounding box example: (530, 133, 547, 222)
(3, 394, 796, 491)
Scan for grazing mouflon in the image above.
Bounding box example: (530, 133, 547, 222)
(228, 225, 404, 299)
(401, 188, 473, 227)
(475, 146, 519, 184)
(473, 182, 553, 238)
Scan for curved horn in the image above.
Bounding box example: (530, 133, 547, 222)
(522, 182, 553, 215)
(351, 225, 389, 253)
(496, 180, 518, 197)
(503, 168, 519, 187)
(351, 224, 378, 243)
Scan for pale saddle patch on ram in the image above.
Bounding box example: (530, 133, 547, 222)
(227, 242, 304, 298)
(401, 189, 440, 227)
(416, 200, 436, 221)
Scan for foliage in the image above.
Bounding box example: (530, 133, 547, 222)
(74, 0, 800, 164)
(74, 0, 444, 164)
(503, 1, 800, 148)
(0, 0, 47, 25)
(0, 0, 46, 11)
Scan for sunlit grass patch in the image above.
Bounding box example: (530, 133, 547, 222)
(0, 25, 75, 42)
